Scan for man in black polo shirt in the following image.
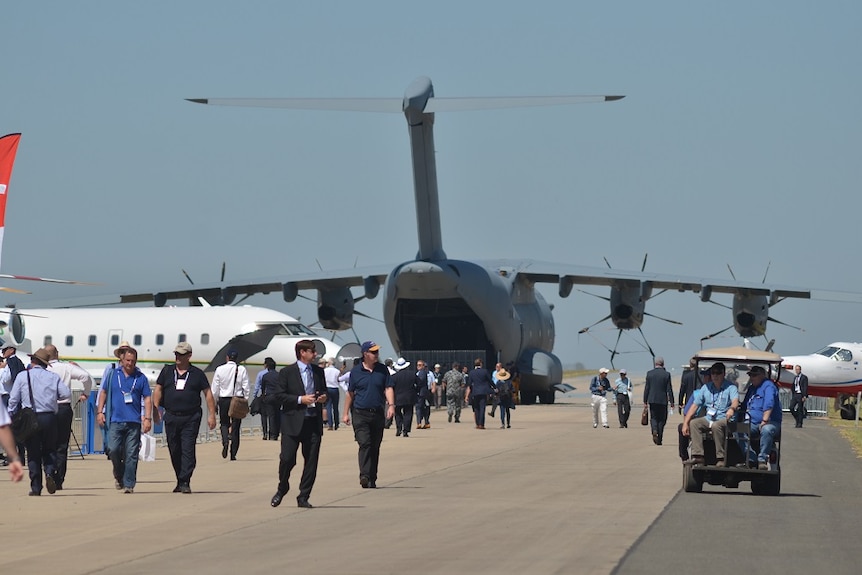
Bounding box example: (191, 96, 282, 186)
(343, 341, 394, 489)
(153, 342, 217, 494)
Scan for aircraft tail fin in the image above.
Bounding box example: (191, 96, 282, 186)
(0, 133, 22, 272)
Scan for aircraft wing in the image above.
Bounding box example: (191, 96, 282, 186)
(479, 258, 860, 302)
(118, 266, 394, 306)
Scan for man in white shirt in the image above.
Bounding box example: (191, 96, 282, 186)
(211, 350, 249, 460)
(45, 344, 94, 490)
(324, 357, 342, 431)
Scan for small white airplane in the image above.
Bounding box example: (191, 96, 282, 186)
(0, 305, 355, 386)
(778, 342, 862, 397)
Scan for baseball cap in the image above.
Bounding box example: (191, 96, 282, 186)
(174, 342, 192, 355)
(360, 341, 380, 354)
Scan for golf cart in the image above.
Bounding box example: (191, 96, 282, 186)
(682, 346, 783, 496)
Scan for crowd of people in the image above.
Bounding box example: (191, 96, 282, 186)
(0, 340, 805, 504)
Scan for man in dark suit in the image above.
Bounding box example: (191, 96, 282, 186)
(677, 358, 702, 414)
(391, 357, 419, 437)
(790, 364, 809, 428)
(269, 340, 327, 509)
(643, 356, 674, 445)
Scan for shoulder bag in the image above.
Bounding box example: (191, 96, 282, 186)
(228, 366, 249, 419)
(640, 405, 649, 426)
(11, 370, 40, 443)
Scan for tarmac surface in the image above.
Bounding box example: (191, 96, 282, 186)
(1, 377, 860, 575)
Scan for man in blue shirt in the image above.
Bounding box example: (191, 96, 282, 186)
(612, 369, 632, 428)
(96, 348, 152, 493)
(343, 341, 394, 489)
(590, 368, 612, 429)
(682, 362, 739, 467)
(739, 365, 782, 470)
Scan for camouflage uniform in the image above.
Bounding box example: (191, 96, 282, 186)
(443, 368, 465, 423)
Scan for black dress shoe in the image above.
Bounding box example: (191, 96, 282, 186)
(222, 445, 228, 459)
(297, 499, 313, 508)
(368, 481, 377, 489)
(360, 476, 370, 488)
(180, 484, 192, 494)
(173, 485, 182, 493)
(271, 492, 285, 507)
(29, 491, 41, 496)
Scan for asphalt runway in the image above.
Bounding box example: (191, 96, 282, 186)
(1, 381, 859, 575)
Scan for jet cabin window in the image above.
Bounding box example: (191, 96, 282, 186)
(156, 334, 164, 346)
(45, 336, 53, 346)
(88, 335, 97, 347)
(134, 335, 142, 346)
(111, 334, 119, 347)
(65, 336, 72, 347)
(178, 334, 187, 343)
(201, 334, 210, 345)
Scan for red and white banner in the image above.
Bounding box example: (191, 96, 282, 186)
(0, 133, 22, 271)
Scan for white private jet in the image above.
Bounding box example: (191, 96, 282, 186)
(778, 342, 862, 397)
(0, 305, 355, 386)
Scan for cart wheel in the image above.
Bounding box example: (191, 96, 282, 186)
(683, 464, 702, 493)
(762, 472, 781, 496)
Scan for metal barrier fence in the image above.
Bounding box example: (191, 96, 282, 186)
(70, 389, 266, 456)
(778, 389, 828, 417)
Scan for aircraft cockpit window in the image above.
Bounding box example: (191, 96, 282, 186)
(836, 348, 853, 362)
(259, 322, 317, 337)
(815, 346, 840, 359)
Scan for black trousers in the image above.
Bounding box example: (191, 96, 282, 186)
(218, 397, 241, 457)
(789, 394, 805, 427)
(164, 410, 202, 486)
(649, 403, 669, 444)
(277, 415, 322, 500)
(394, 404, 414, 434)
(352, 408, 385, 482)
(27, 412, 58, 494)
(616, 393, 631, 427)
(55, 403, 74, 485)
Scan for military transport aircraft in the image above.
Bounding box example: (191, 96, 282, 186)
(116, 78, 861, 404)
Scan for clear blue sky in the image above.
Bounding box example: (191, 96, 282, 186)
(2, 1, 860, 373)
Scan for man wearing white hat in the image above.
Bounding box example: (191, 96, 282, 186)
(589, 368, 612, 428)
(391, 358, 419, 437)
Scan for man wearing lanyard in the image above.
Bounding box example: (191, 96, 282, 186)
(269, 340, 327, 508)
(343, 341, 394, 489)
(96, 347, 152, 493)
(153, 343, 216, 494)
(681, 362, 739, 467)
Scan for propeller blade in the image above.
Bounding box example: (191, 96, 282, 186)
(576, 289, 610, 302)
(609, 329, 625, 369)
(354, 310, 385, 323)
(643, 312, 683, 326)
(641, 253, 648, 272)
(637, 326, 656, 359)
(726, 263, 737, 281)
(603, 256, 612, 269)
(578, 314, 612, 334)
(765, 338, 776, 352)
(761, 261, 771, 284)
(767, 316, 804, 332)
(182, 269, 195, 286)
(700, 325, 734, 343)
(220, 262, 226, 283)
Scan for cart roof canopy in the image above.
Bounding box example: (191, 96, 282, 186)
(692, 346, 783, 364)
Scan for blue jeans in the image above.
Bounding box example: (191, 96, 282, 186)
(108, 421, 142, 488)
(748, 422, 780, 463)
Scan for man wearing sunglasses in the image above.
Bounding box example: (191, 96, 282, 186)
(682, 362, 740, 467)
(343, 341, 394, 489)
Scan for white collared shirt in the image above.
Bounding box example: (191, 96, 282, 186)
(211, 361, 250, 399)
